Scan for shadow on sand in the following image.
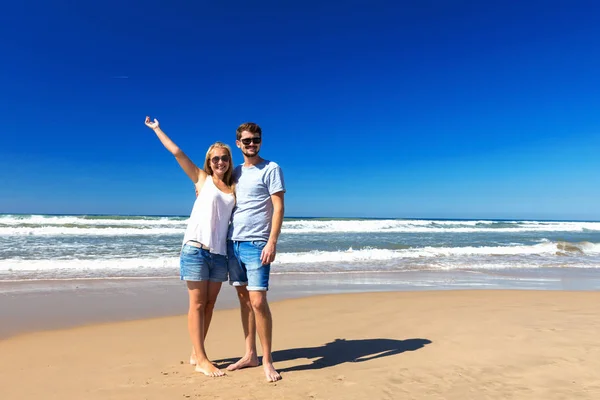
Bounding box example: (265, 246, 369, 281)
(215, 338, 432, 372)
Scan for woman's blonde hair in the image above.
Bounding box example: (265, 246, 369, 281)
(203, 142, 235, 189)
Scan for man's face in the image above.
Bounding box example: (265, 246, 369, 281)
(237, 130, 262, 158)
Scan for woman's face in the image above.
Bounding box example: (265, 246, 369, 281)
(209, 147, 230, 177)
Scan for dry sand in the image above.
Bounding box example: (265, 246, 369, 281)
(1, 290, 600, 399)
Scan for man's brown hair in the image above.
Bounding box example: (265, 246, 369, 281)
(236, 122, 262, 140)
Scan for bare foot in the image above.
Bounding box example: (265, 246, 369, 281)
(195, 359, 225, 377)
(226, 354, 259, 371)
(191, 356, 219, 368)
(263, 362, 281, 382)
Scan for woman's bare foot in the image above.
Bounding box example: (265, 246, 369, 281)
(195, 359, 225, 377)
(263, 362, 281, 382)
(190, 348, 197, 365)
(226, 353, 259, 371)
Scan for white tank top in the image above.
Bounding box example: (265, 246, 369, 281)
(182, 177, 235, 256)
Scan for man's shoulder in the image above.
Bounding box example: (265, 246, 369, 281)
(237, 160, 282, 181)
(263, 160, 282, 172)
(249, 159, 282, 174)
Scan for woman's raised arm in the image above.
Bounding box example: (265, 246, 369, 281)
(145, 116, 206, 184)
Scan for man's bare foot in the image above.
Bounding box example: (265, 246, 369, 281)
(226, 354, 259, 371)
(263, 362, 281, 382)
(195, 359, 225, 377)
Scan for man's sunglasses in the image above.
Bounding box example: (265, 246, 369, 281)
(210, 155, 230, 163)
(240, 137, 262, 145)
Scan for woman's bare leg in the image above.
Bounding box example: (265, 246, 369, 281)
(204, 281, 222, 338)
(186, 281, 224, 377)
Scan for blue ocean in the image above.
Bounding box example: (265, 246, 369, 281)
(2, 214, 600, 290)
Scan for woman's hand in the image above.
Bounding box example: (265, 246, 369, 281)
(145, 116, 159, 129)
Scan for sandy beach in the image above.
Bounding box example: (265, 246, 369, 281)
(1, 290, 600, 399)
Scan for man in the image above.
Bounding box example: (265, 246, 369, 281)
(226, 122, 285, 382)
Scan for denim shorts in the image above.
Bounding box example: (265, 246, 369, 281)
(227, 240, 270, 291)
(180, 244, 228, 282)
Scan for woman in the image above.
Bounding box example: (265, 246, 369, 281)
(145, 116, 235, 377)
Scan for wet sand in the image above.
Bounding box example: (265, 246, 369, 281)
(4, 268, 600, 339)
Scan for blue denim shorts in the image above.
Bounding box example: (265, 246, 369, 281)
(180, 244, 228, 282)
(227, 240, 270, 291)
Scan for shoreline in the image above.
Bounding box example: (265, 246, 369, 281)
(1, 290, 599, 399)
(3, 269, 600, 339)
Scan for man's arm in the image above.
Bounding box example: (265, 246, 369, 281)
(261, 191, 285, 265)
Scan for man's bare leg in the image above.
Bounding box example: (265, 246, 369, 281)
(226, 286, 259, 371)
(187, 281, 225, 377)
(249, 290, 281, 382)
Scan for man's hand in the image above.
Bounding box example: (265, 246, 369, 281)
(145, 116, 159, 129)
(261, 241, 277, 265)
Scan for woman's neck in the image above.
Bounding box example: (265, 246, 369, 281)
(212, 173, 225, 183)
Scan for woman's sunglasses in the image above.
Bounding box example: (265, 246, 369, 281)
(240, 137, 262, 145)
(210, 155, 230, 164)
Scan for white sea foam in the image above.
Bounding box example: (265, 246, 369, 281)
(0, 226, 185, 236)
(281, 219, 600, 234)
(2, 241, 598, 276)
(275, 241, 600, 264)
(0, 256, 180, 272)
(2, 215, 600, 236)
(0, 215, 187, 226)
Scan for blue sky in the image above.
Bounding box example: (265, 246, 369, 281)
(1, 0, 599, 220)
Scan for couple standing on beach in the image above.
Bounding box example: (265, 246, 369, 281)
(145, 117, 285, 382)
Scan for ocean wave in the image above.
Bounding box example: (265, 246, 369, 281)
(0, 256, 180, 272)
(275, 241, 600, 264)
(2, 215, 600, 236)
(0, 214, 187, 227)
(2, 241, 598, 274)
(281, 220, 600, 234)
(0, 226, 185, 236)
